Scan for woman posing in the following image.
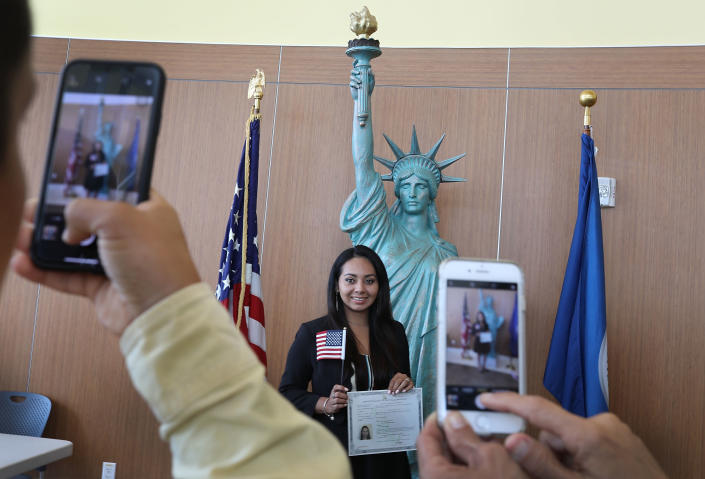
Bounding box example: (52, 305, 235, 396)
(280, 245, 413, 479)
(473, 311, 490, 372)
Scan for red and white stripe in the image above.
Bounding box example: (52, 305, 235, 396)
(225, 264, 266, 366)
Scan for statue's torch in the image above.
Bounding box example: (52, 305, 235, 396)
(346, 6, 381, 127)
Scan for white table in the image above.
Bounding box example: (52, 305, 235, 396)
(0, 433, 73, 479)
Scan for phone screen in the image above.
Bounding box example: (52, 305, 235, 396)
(32, 61, 164, 271)
(444, 279, 520, 411)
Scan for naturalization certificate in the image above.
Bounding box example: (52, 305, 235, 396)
(347, 388, 423, 456)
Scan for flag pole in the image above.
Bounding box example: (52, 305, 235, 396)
(340, 327, 347, 385)
(580, 90, 597, 137)
(236, 70, 266, 329)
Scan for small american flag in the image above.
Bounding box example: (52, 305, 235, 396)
(316, 329, 347, 361)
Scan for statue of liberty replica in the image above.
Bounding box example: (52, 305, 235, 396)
(341, 7, 466, 427)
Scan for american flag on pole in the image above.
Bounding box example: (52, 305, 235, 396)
(216, 110, 266, 366)
(316, 330, 347, 361)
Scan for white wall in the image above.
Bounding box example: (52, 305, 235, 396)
(30, 0, 705, 47)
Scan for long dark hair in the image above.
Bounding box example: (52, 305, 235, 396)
(326, 245, 401, 387)
(475, 310, 487, 329)
(0, 0, 32, 157)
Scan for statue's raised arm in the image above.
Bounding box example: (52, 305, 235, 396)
(349, 65, 377, 197)
(340, 8, 468, 435)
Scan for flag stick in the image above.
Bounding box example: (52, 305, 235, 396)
(235, 117, 252, 329)
(340, 327, 347, 385)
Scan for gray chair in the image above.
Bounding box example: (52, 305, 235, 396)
(0, 391, 53, 479)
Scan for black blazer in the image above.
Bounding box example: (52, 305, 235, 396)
(279, 315, 411, 449)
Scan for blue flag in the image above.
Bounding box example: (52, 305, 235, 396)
(543, 133, 609, 417)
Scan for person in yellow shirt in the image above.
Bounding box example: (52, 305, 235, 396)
(2, 2, 350, 477)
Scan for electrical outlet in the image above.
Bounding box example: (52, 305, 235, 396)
(598, 177, 616, 208)
(101, 462, 116, 479)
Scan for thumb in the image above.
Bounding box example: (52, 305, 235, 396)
(505, 433, 578, 479)
(442, 411, 484, 466)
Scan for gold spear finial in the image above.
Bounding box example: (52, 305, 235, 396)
(248, 69, 265, 113)
(580, 90, 597, 130)
(350, 6, 377, 38)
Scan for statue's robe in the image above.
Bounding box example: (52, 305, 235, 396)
(341, 173, 456, 417)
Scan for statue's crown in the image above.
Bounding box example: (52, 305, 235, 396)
(375, 126, 466, 186)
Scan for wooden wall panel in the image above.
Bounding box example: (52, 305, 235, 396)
(0, 276, 36, 392)
(279, 46, 509, 87)
(510, 46, 705, 88)
(24, 76, 62, 197)
(67, 40, 281, 82)
(595, 90, 705, 477)
(500, 89, 580, 404)
(31, 37, 68, 73)
(151, 79, 276, 285)
(30, 288, 171, 478)
(501, 88, 705, 477)
(0, 71, 60, 393)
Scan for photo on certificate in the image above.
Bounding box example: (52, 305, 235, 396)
(347, 388, 423, 456)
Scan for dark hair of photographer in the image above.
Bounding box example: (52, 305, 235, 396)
(0, 0, 32, 156)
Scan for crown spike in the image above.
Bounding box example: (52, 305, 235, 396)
(374, 156, 396, 170)
(410, 125, 421, 155)
(441, 174, 467, 183)
(382, 127, 467, 184)
(426, 133, 446, 161)
(437, 153, 466, 170)
(383, 133, 406, 160)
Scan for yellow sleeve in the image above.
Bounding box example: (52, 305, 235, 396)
(120, 283, 351, 479)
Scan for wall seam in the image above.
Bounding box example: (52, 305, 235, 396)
(26, 39, 72, 392)
(26, 285, 41, 392)
(497, 48, 511, 260)
(259, 45, 282, 269)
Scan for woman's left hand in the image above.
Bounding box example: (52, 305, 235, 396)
(387, 373, 413, 395)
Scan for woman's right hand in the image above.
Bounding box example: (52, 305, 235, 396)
(320, 384, 349, 415)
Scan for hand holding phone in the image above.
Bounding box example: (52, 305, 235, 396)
(436, 258, 526, 435)
(31, 60, 165, 273)
(15, 191, 201, 335)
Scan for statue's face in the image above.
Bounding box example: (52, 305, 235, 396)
(398, 174, 430, 215)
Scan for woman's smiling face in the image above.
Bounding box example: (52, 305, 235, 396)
(337, 256, 379, 315)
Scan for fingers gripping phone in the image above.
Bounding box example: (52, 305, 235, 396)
(31, 60, 165, 273)
(437, 258, 526, 435)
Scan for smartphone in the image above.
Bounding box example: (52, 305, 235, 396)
(31, 60, 165, 273)
(436, 258, 526, 435)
